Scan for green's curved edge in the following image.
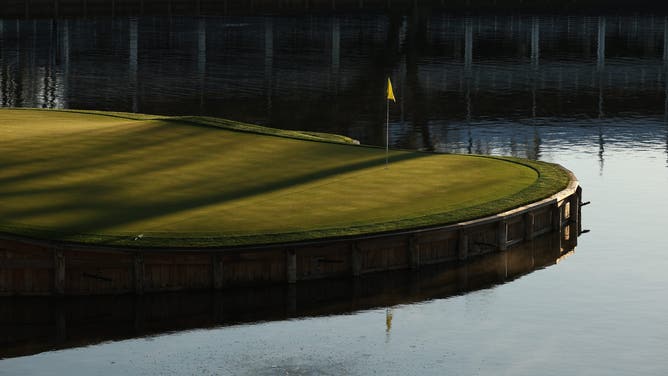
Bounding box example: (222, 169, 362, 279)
(0, 108, 572, 248)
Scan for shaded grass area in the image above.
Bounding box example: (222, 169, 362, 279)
(0, 109, 571, 248)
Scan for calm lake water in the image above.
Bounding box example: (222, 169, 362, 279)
(2, 5, 668, 375)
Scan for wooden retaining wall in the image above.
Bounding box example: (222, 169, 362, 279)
(0, 179, 581, 296)
(0, 232, 573, 359)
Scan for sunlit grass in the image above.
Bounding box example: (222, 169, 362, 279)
(0, 108, 571, 247)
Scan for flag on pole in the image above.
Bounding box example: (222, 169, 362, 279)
(385, 77, 395, 168)
(387, 77, 396, 102)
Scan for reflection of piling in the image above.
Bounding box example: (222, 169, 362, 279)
(464, 19, 473, 127)
(531, 17, 539, 118)
(0, 20, 5, 106)
(14, 21, 23, 107)
(198, 18, 206, 112)
(597, 16, 606, 70)
(665, 19, 668, 166)
(464, 19, 473, 73)
(133, 296, 145, 335)
(597, 17, 606, 121)
(664, 17, 668, 62)
(286, 284, 297, 315)
(265, 17, 273, 115)
(664, 18, 668, 125)
(55, 300, 67, 344)
(61, 20, 70, 108)
(599, 127, 605, 175)
(531, 17, 540, 68)
(331, 17, 340, 90)
(129, 18, 138, 113)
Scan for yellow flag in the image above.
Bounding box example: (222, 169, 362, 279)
(387, 77, 396, 102)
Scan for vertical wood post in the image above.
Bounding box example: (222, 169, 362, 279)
(458, 230, 468, 261)
(577, 187, 583, 236)
(498, 220, 509, 251)
(351, 242, 362, 277)
(570, 192, 581, 248)
(569, 192, 580, 226)
(524, 212, 535, 240)
(286, 249, 297, 284)
(212, 253, 224, 290)
(552, 201, 562, 232)
(134, 253, 144, 295)
(53, 248, 65, 295)
(408, 235, 420, 270)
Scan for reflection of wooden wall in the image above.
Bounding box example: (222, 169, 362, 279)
(0, 184, 581, 296)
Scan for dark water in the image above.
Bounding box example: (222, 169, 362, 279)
(2, 7, 668, 376)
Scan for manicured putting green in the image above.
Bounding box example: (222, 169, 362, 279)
(0, 109, 571, 247)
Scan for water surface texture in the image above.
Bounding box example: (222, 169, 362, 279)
(2, 8, 668, 375)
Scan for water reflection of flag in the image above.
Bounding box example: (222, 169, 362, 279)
(387, 78, 396, 102)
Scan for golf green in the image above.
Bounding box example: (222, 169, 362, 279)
(0, 109, 571, 247)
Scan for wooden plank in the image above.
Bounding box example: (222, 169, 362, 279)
(134, 253, 144, 295)
(297, 244, 350, 280)
(552, 202, 563, 232)
(212, 253, 224, 289)
(498, 220, 509, 251)
(525, 212, 535, 240)
(409, 235, 420, 270)
(286, 249, 296, 284)
(351, 243, 361, 277)
(458, 231, 468, 260)
(54, 248, 65, 295)
(419, 229, 458, 264)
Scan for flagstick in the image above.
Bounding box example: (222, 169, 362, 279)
(385, 100, 389, 167)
